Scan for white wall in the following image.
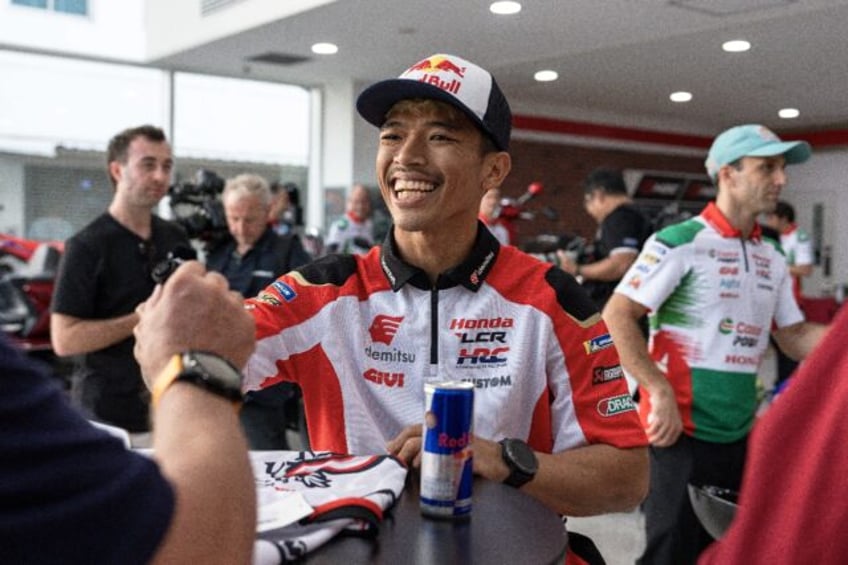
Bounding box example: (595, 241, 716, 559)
(144, 0, 335, 60)
(782, 149, 848, 297)
(0, 0, 146, 61)
(0, 157, 25, 235)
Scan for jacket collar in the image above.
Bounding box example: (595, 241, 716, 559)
(701, 202, 763, 241)
(379, 221, 500, 291)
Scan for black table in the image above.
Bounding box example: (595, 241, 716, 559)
(303, 475, 568, 564)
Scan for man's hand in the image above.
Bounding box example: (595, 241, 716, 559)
(644, 382, 683, 447)
(555, 250, 579, 275)
(388, 427, 513, 484)
(386, 424, 423, 467)
(133, 260, 255, 390)
(470, 436, 510, 482)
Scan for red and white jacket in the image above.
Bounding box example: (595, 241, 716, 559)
(244, 225, 647, 456)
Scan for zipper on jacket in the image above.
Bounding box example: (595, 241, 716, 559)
(430, 286, 439, 365)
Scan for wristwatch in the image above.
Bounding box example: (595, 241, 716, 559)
(499, 438, 538, 488)
(152, 350, 243, 408)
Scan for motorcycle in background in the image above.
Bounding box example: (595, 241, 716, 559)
(0, 234, 63, 352)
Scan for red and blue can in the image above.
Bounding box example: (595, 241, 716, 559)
(420, 381, 474, 519)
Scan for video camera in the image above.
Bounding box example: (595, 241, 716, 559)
(168, 169, 228, 245)
(521, 233, 590, 266)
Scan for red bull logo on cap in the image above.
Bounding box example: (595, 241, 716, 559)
(403, 55, 467, 95)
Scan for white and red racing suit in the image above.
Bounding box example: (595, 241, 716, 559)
(244, 224, 647, 456)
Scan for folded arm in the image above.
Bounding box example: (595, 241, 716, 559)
(474, 437, 648, 516)
(387, 425, 648, 516)
(50, 311, 139, 356)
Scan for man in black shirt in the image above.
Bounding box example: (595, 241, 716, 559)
(559, 167, 652, 309)
(51, 125, 190, 442)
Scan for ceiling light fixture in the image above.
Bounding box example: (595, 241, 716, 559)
(311, 42, 338, 55)
(534, 70, 558, 82)
(722, 40, 751, 53)
(490, 1, 521, 15)
(670, 91, 693, 103)
(779, 108, 800, 119)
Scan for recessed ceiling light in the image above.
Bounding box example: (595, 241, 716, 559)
(490, 1, 521, 15)
(779, 108, 800, 119)
(534, 70, 558, 82)
(670, 91, 693, 103)
(311, 42, 338, 55)
(722, 40, 751, 53)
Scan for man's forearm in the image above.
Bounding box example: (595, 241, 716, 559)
(789, 263, 813, 278)
(150, 383, 255, 564)
(603, 294, 666, 391)
(773, 321, 828, 361)
(580, 252, 637, 282)
(472, 437, 648, 516)
(528, 444, 648, 516)
(51, 312, 138, 356)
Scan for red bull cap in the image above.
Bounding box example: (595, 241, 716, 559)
(356, 53, 511, 151)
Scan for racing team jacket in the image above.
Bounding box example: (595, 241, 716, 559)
(615, 202, 804, 443)
(244, 224, 647, 457)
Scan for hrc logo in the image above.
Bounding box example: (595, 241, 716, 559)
(457, 346, 509, 366)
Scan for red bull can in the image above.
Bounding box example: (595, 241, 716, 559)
(420, 381, 474, 519)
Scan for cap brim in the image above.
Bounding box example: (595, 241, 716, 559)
(747, 140, 812, 165)
(356, 79, 498, 148)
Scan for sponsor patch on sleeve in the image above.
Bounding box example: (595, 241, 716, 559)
(583, 333, 614, 354)
(272, 281, 297, 302)
(592, 364, 624, 385)
(597, 394, 636, 417)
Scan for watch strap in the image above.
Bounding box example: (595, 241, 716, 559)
(500, 438, 538, 488)
(152, 353, 185, 409)
(151, 352, 243, 409)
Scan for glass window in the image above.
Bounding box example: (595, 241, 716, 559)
(11, 0, 49, 8)
(54, 0, 86, 15)
(173, 72, 310, 165)
(10, 0, 87, 15)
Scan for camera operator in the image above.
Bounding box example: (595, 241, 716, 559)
(268, 181, 304, 237)
(205, 173, 310, 450)
(558, 167, 652, 310)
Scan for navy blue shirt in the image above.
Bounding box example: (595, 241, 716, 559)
(0, 335, 174, 564)
(206, 227, 311, 298)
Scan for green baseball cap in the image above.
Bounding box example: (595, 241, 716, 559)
(705, 124, 811, 181)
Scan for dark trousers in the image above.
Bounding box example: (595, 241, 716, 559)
(238, 384, 301, 450)
(775, 346, 800, 388)
(637, 435, 747, 565)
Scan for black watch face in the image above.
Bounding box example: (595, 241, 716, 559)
(507, 439, 538, 474)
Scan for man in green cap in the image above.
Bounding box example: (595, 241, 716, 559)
(604, 124, 828, 565)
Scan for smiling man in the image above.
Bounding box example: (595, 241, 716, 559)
(242, 54, 649, 563)
(603, 124, 828, 565)
(51, 125, 190, 443)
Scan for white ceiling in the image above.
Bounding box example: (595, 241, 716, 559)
(153, 0, 848, 135)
